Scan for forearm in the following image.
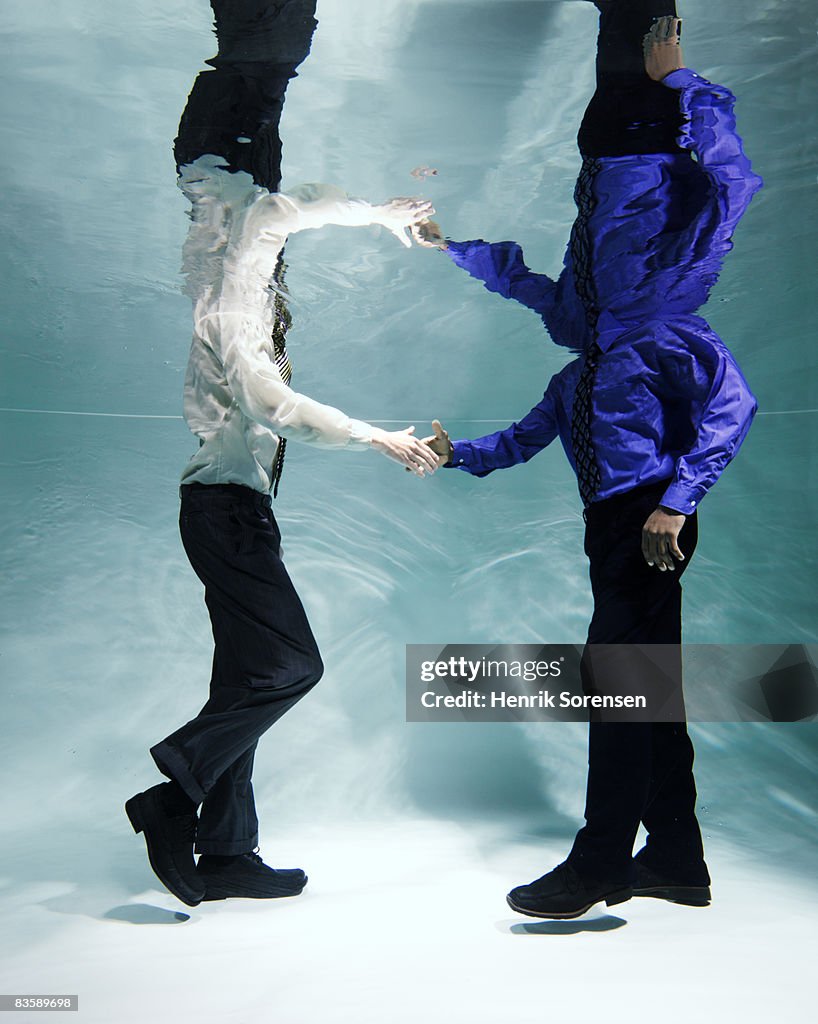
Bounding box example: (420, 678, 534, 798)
(659, 351, 758, 512)
(197, 312, 375, 449)
(447, 395, 559, 477)
(228, 355, 375, 449)
(445, 239, 558, 315)
(445, 239, 590, 350)
(662, 69, 763, 206)
(234, 371, 375, 448)
(273, 183, 386, 234)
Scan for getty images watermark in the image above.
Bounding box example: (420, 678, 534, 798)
(405, 644, 818, 723)
(418, 651, 648, 712)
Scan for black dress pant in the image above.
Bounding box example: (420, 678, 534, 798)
(150, 484, 323, 854)
(579, 0, 685, 157)
(174, 0, 318, 192)
(566, 480, 709, 886)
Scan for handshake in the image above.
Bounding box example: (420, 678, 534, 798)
(369, 420, 453, 477)
(368, 213, 454, 477)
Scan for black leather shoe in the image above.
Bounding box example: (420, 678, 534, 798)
(507, 862, 632, 919)
(125, 784, 205, 907)
(197, 850, 307, 901)
(633, 861, 711, 906)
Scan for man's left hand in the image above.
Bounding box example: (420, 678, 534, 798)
(642, 506, 687, 571)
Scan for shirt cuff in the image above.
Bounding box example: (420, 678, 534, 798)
(442, 239, 470, 261)
(661, 68, 704, 91)
(659, 481, 704, 515)
(445, 439, 473, 470)
(348, 418, 375, 445)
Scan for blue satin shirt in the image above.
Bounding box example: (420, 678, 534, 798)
(445, 69, 763, 514)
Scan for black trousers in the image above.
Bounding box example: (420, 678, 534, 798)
(565, 480, 708, 885)
(578, 0, 684, 157)
(174, 0, 318, 191)
(150, 484, 323, 854)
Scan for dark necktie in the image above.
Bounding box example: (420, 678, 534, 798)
(569, 156, 603, 507)
(571, 341, 602, 506)
(270, 259, 292, 498)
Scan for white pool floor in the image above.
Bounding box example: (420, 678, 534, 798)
(0, 817, 812, 1023)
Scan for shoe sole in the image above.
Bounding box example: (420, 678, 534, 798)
(199, 876, 308, 901)
(633, 884, 711, 907)
(506, 886, 633, 920)
(125, 793, 205, 908)
(201, 887, 307, 901)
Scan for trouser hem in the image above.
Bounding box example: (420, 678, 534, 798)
(194, 833, 260, 856)
(150, 740, 206, 806)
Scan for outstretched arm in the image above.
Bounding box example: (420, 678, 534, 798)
(276, 184, 435, 247)
(413, 221, 590, 352)
(412, 219, 557, 312)
(445, 239, 559, 315)
(424, 380, 561, 478)
(191, 316, 438, 475)
(184, 171, 438, 475)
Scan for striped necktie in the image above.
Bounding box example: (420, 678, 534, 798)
(270, 255, 292, 498)
(569, 157, 603, 507)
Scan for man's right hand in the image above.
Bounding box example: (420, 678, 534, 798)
(371, 426, 440, 476)
(421, 419, 454, 466)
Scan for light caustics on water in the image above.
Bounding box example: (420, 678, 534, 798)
(0, 0, 815, 879)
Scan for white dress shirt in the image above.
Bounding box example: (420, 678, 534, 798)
(178, 155, 389, 493)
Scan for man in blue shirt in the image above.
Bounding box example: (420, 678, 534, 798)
(418, 2, 761, 918)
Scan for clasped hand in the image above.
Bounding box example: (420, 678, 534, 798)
(402, 419, 453, 473)
(371, 425, 440, 477)
(377, 197, 436, 248)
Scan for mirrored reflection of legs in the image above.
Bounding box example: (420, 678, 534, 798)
(175, 0, 318, 191)
(578, 0, 684, 157)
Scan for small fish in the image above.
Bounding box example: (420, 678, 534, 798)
(410, 166, 439, 179)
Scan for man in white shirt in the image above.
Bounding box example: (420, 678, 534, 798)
(125, 0, 438, 907)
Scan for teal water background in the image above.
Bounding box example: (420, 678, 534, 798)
(1, 0, 816, 877)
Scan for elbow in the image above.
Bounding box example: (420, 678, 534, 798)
(230, 382, 297, 437)
(735, 389, 758, 443)
(745, 385, 759, 422)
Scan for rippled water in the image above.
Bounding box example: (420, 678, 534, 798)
(1, 0, 816, 879)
